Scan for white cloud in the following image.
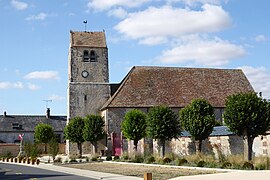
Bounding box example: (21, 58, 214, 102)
(167, 0, 226, 6)
(27, 83, 40, 90)
(25, 13, 57, 21)
(0, 82, 23, 90)
(108, 7, 128, 19)
(240, 66, 270, 99)
(24, 71, 60, 80)
(49, 94, 65, 101)
(115, 4, 231, 43)
(158, 36, 246, 66)
(255, 35, 267, 42)
(139, 36, 168, 45)
(87, 0, 151, 11)
(11, 0, 28, 10)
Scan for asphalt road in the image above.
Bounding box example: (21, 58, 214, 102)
(0, 163, 95, 180)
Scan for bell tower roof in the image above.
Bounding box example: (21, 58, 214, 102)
(70, 31, 107, 48)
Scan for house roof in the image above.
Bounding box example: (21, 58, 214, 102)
(0, 115, 67, 132)
(181, 126, 235, 137)
(70, 31, 107, 48)
(102, 66, 254, 109)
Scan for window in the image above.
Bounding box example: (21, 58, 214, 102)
(90, 50, 97, 62)
(12, 123, 22, 130)
(83, 50, 90, 62)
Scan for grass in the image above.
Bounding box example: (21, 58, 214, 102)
(62, 162, 217, 180)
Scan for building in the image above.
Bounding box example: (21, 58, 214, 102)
(0, 109, 66, 144)
(67, 30, 255, 156)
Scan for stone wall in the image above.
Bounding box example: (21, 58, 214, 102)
(0, 144, 19, 156)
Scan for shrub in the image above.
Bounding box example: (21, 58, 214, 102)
(91, 157, 98, 161)
(221, 162, 232, 168)
(106, 156, 112, 161)
(177, 158, 188, 166)
(197, 160, 205, 167)
(146, 156, 155, 164)
(2, 151, 12, 158)
(48, 138, 59, 160)
(54, 157, 62, 163)
(163, 157, 172, 164)
(121, 152, 129, 161)
(69, 158, 77, 163)
(132, 154, 144, 163)
(114, 156, 120, 161)
(255, 164, 266, 170)
(242, 162, 254, 170)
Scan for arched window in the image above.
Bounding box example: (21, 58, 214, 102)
(90, 50, 97, 62)
(83, 50, 90, 62)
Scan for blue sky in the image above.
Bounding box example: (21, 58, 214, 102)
(0, 0, 270, 115)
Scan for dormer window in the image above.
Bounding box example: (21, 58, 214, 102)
(83, 50, 90, 62)
(90, 50, 97, 62)
(12, 123, 22, 130)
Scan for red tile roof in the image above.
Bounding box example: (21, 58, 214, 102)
(70, 31, 107, 48)
(102, 66, 254, 109)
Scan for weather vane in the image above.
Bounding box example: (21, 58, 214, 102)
(83, 20, 87, 31)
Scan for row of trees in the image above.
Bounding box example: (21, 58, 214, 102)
(121, 99, 214, 157)
(64, 115, 105, 157)
(122, 92, 270, 161)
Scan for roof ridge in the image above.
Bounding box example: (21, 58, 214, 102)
(133, 65, 243, 71)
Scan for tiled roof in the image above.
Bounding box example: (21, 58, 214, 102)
(70, 31, 107, 48)
(181, 126, 235, 137)
(0, 115, 67, 132)
(102, 66, 254, 109)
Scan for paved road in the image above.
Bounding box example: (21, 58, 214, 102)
(0, 163, 95, 180)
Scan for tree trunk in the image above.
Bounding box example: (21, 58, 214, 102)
(243, 136, 254, 161)
(195, 140, 202, 155)
(133, 140, 138, 152)
(77, 142, 82, 158)
(92, 142, 98, 155)
(44, 143, 47, 154)
(159, 139, 166, 157)
(243, 128, 254, 161)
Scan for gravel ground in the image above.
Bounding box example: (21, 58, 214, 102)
(61, 162, 217, 180)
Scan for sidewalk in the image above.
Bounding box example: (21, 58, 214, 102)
(1, 161, 142, 180)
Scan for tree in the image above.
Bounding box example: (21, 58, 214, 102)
(64, 117, 85, 157)
(147, 105, 181, 157)
(83, 115, 105, 155)
(179, 99, 216, 154)
(121, 109, 147, 152)
(34, 123, 55, 154)
(223, 92, 270, 161)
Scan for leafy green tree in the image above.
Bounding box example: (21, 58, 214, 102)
(147, 105, 181, 157)
(121, 109, 147, 152)
(83, 115, 105, 154)
(224, 92, 270, 161)
(64, 117, 85, 157)
(179, 99, 216, 154)
(34, 123, 55, 154)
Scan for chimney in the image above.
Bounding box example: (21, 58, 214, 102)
(46, 108, 50, 119)
(3, 111, 6, 117)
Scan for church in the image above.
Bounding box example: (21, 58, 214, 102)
(66, 30, 255, 156)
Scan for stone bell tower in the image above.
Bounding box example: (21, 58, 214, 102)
(67, 31, 110, 155)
